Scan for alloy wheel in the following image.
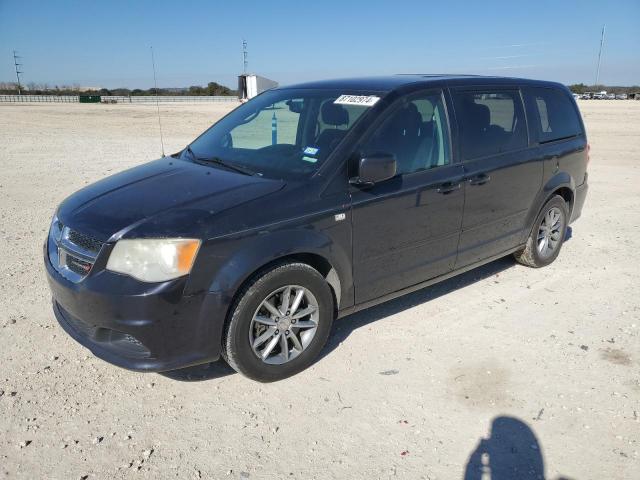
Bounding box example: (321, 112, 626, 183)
(537, 206, 564, 258)
(249, 285, 319, 365)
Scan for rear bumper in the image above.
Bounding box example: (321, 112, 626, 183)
(570, 176, 588, 224)
(45, 244, 225, 372)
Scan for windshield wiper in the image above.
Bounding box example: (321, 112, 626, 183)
(185, 146, 257, 176)
(200, 157, 258, 177)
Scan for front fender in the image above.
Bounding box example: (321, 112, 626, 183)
(204, 225, 353, 312)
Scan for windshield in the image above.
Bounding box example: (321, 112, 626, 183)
(185, 88, 377, 180)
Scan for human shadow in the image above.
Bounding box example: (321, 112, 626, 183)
(464, 416, 575, 480)
(464, 416, 544, 480)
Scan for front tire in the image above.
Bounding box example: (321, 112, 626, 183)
(222, 262, 334, 382)
(514, 195, 569, 268)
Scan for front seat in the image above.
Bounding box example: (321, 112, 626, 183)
(368, 103, 422, 174)
(315, 102, 349, 157)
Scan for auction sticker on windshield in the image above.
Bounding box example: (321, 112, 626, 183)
(334, 95, 380, 107)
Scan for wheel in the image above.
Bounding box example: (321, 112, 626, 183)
(222, 262, 334, 382)
(514, 195, 569, 268)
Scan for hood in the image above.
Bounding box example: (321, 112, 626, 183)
(57, 158, 285, 241)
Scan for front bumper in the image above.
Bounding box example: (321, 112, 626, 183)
(45, 244, 225, 372)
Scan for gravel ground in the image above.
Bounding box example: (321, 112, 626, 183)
(0, 100, 638, 480)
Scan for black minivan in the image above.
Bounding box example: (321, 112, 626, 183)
(45, 75, 588, 381)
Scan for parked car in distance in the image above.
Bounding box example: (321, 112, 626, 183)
(45, 75, 589, 381)
(582, 92, 593, 99)
(572, 93, 580, 101)
(616, 93, 628, 100)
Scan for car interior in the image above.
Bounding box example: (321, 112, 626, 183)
(456, 93, 527, 159)
(314, 102, 350, 158)
(363, 99, 445, 175)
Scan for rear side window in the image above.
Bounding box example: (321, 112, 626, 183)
(453, 90, 528, 160)
(528, 87, 583, 143)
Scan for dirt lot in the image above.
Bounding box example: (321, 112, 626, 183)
(0, 100, 638, 480)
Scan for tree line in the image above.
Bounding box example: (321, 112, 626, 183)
(0, 81, 237, 96)
(2, 80, 638, 97)
(568, 83, 640, 94)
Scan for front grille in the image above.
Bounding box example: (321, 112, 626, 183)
(49, 220, 104, 283)
(68, 229, 103, 254)
(52, 219, 64, 239)
(65, 253, 93, 276)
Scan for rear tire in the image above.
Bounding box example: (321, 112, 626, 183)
(514, 195, 569, 268)
(221, 262, 334, 382)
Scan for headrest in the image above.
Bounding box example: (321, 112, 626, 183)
(384, 103, 422, 135)
(399, 103, 422, 130)
(465, 100, 490, 129)
(322, 102, 349, 126)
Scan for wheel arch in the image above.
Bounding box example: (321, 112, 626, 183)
(552, 186, 574, 213)
(523, 173, 576, 241)
(239, 252, 342, 309)
(216, 252, 342, 348)
(207, 229, 352, 326)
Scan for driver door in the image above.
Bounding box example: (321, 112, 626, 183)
(350, 90, 465, 303)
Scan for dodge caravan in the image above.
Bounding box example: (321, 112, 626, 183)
(45, 75, 589, 381)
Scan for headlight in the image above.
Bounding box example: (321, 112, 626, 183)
(106, 238, 201, 282)
(50, 214, 64, 243)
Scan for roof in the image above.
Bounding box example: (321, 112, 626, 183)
(281, 74, 565, 92)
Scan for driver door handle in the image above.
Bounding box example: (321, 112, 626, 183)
(436, 182, 461, 194)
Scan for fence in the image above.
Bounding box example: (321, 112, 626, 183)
(0, 95, 79, 103)
(101, 95, 239, 103)
(0, 94, 239, 103)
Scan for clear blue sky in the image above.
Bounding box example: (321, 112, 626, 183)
(1, 0, 639, 89)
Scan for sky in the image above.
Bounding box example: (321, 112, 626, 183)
(1, 0, 639, 89)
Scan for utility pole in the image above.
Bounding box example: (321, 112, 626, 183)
(242, 39, 248, 74)
(595, 25, 606, 86)
(13, 50, 23, 95)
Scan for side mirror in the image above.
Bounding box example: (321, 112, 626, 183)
(350, 153, 397, 186)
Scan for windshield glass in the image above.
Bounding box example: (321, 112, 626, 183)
(185, 89, 377, 180)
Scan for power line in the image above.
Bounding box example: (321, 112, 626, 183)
(13, 50, 23, 95)
(595, 25, 606, 86)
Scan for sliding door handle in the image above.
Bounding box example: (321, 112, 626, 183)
(468, 173, 491, 186)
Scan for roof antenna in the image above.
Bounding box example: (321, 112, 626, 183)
(150, 46, 165, 157)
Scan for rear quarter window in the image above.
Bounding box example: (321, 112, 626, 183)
(453, 90, 528, 160)
(527, 87, 583, 143)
